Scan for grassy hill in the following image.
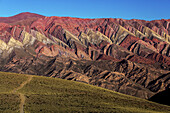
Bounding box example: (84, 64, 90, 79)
(0, 72, 170, 113)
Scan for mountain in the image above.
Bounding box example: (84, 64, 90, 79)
(0, 72, 170, 112)
(0, 12, 44, 25)
(0, 12, 169, 100)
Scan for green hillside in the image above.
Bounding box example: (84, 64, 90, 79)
(0, 72, 170, 113)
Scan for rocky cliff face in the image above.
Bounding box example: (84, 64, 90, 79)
(0, 13, 169, 99)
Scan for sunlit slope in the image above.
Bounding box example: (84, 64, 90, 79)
(0, 72, 169, 113)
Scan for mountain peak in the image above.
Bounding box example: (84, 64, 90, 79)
(0, 12, 44, 24)
(13, 12, 44, 17)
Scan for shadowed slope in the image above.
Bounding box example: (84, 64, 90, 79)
(149, 88, 170, 106)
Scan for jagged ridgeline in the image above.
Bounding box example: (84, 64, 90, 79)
(0, 12, 169, 101)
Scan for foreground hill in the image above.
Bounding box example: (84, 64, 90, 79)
(0, 72, 170, 113)
(0, 12, 169, 99)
